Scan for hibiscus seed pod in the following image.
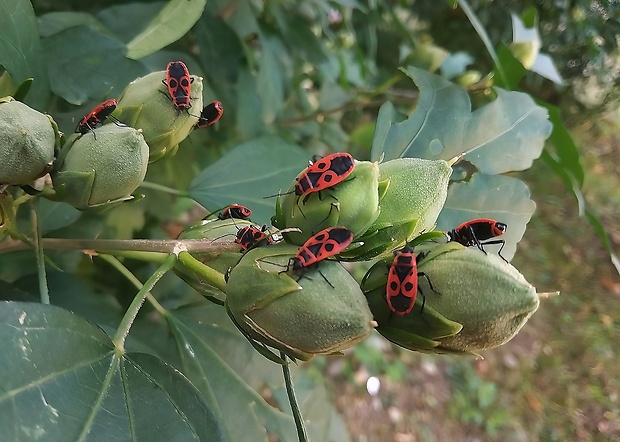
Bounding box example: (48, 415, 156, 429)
(50, 125, 148, 210)
(226, 244, 375, 361)
(0, 97, 60, 185)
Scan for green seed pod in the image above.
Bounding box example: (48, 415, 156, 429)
(226, 244, 376, 361)
(0, 97, 60, 185)
(272, 160, 380, 246)
(51, 125, 149, 210)
(114, 71, 203, 162)
(362, 242, 539, 355)
(344, 158, 451, 260)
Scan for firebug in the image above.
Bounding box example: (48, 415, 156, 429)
(195, 101, 224, 128)
(162, 61, 194, 110)
(386, 245, 433, 316)
(218, 204, 252, 220)
(75, 99, 119, 134)
(447, 218, 507, 261)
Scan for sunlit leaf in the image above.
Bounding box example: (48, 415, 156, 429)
(370, 67, 469, 161)
(0, 302, 227, 441)
(461, 88, 552, 174)
(0, 0, 49, 107)
(126, 0, 207, 60)
(189, 135, 309, 224)
(372, 67, 551, 174)
(42, 26, 147, 104)
(436, 174, 536, 261)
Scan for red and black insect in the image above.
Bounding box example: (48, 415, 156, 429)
(162, 61, 194, 110)
(282, 226, 353, 287)
(75, 99, 119, 134)
(235, 224, 274, 252)
(294, 152, 354, 204)
(218, 204, 252, 220)
(447, 218, 507, 261)
(195, 101, 224, 129)
(386, 245, 433, 316)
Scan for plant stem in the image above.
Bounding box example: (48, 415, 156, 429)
(0, 237, 239, 255)
(31, 201, 49, 304)
(281, 352, 309, 442)
(98, 254, 168, 317)
(111, 253, 177, 352)
(139, 180, 189, 197)
(177, 250, 227, 292)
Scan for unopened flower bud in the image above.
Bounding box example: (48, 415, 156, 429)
(226, 244, 375, 361)
(0, 97, 59, 185)
(273, 159, 380, 246)
(51, 125, 148, 210)
(114, 71, 203, 162)
(362, 242, 539, 355)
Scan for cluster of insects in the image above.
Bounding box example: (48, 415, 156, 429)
(75, 60, 223, 136)
(217, 151, 509, 319)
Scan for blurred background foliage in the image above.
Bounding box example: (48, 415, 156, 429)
(1, 0, 619, 440)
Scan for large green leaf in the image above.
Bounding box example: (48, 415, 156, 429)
(42, 26, 147, 105)
(235, 69, 268, 139)
(126, 0, 207, 60)
(436, 174, 536, 261)
(37, 12, 104, 37)
(167, 302, 350, 441)
(189, 135, 310, 224)
(167, 303, 297, 442)
(0, 302, 227, 441)
(0, 0, 49, 107)
(371, 67, 552, 175)
(97, 3, 165, 44)
(370, 67, 469, 162)
(193, 13, 243, 104)
(257, 35, 286, 124)
(461, 88, 552, 174)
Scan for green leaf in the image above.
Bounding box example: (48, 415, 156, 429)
(97, 3, 165, 44)
(126, 0, 207, 60)
(461, 88, 552, 174)
(42, 26, 147, 105)
(38, 200, 82, 234)
(436, 174, 536, 261)
(370, 66, 469, 162)
(494, 43, 526, 89)
(37, 11, 104, 37)
(372, 67, 552, 173)
(167, 303, 297, 442)
(0, 302, 227, 441)
(544, 104, 584, 187)
(0, 0, 49, 108)
(193, 13, 243, 100)
(235, 69, 267, 139)
(257, 36, 286, 124)
(189, 135, 310, 224)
